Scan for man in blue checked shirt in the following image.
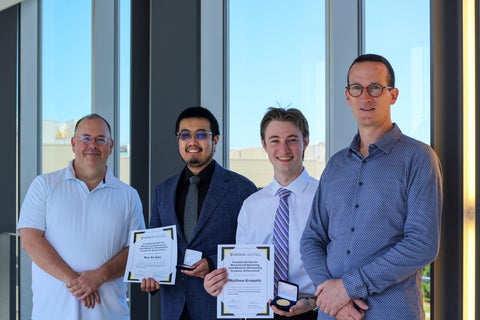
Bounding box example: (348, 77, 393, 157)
(300, 54, 443, 320)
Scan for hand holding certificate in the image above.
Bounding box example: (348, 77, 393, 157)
(124, 225, 178, 285)
(217, 244, 274, 319)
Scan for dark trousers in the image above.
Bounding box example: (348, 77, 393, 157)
(243, 311, 318, 320)
(181, 306, 317, 320)
(180, 306, 193, 320)
(274, 310, 317, 320)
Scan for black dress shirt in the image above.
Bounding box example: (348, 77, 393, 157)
(175, 160, 215, 228)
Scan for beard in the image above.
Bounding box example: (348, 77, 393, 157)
(184, 152, 214, 169)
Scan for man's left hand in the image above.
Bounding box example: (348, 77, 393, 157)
(315, 279, 350, 317)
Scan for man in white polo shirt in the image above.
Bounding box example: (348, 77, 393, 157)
(18, 113, 145, 320)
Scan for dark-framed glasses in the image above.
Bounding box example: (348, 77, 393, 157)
(346, 83, 394, 97)
(75, 135, 109, 145)
(176, 130, 213, 141)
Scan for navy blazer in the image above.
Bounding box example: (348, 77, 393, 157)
(150, 161, 257, 320)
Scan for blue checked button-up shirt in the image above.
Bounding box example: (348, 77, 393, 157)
(301, 124, 443, 319)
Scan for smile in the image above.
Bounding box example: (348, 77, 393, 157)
(360, 107, 374, 111)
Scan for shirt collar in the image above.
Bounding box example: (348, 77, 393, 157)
(65, 160, 77, 179)
(348, 123, 403, 156)
(65, 160, 114, 188)
(272, 167, 310, 197)
(183, 160, 216, 184)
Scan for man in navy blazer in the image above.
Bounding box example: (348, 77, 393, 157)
(141, 106, 257, 319)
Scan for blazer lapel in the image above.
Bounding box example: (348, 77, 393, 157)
(161, 175, 183, 236)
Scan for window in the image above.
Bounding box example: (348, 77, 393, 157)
(41, 1, 92, 173)
(365, 0, 430, 144)
(119, 0, 131, 183)
(228, 0, 326, 187)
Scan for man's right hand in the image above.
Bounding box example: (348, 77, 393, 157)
(203, 268, 228, 297)
(140, 277, 160, 292)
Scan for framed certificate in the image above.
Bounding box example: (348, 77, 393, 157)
(123, 225, 178, 285)
(217, 244, 274, 319)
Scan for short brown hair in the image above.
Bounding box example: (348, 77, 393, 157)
(347, 53, 395, 87)
(260, 107, 309, 142)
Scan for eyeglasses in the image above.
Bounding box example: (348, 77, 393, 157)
(176, 130, 213, 141)
(346, 83, 394, 97)
(75, 135, 109, 145)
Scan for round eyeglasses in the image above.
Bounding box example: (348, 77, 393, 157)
(346, 83, 393, 97)
(176, 130, 213, 141)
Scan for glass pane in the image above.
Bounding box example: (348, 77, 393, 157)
(365, 1, 431, 318)
(119, 0, 131, 184)
(365, 0, 430, 144)
(41, 1, 92, 173)
(228, 0, 326, 188)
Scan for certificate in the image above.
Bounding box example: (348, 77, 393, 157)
(123, 225, 178, 285)
(217, 244, 274, 319)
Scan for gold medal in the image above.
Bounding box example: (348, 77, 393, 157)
(276, 299, 290, 307)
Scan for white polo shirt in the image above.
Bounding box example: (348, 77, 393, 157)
(18, 161, 145, 320)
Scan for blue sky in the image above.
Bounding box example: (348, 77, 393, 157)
(41, 0, 430, 148)
(42, 0, 130, 143)
(365, 0, 430, 144)
(229, 0, 430, 149)
(42, 0, 91, 120)
(229, 0, 326, 149)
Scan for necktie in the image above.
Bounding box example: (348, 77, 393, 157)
(184, 175, 201, 243)
(273, 188, 292, 295)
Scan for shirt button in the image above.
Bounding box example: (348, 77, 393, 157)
(351, 227, 355, 232)
(358, 181, 363, 186)
(354, 204, 359, 208)
(346, 249, 351, 254)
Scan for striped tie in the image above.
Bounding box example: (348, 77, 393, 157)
(273, 188, 292, 295)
